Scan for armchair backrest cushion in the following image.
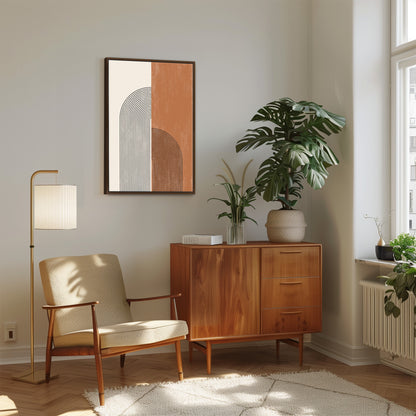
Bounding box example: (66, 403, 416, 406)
(39, 254, 133, 337)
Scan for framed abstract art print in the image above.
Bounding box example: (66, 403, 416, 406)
(104, 58, 195, 194)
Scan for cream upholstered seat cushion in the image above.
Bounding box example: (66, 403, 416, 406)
(39, 254, 188, 347)
(53, 319, 189, 348)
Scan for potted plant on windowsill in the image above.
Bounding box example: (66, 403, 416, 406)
(380, 233, 416, 317)
(236, 97, 346, 242)
(364, 213, 394, 260)
(208, 159, 257, 244)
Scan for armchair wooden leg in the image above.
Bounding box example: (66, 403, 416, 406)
(175, 340, 184, 381)
(120, 354, 126, 368)
(45, 348, 52, 382)
(90, 303, 105, 405)
(94, 352, 105, 406)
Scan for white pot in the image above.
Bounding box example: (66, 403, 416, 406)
(265, 209, 307, 243)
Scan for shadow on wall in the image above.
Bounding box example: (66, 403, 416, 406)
(310, 201, 342, 321)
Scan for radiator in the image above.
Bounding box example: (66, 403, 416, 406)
(361, 280, 416, 360)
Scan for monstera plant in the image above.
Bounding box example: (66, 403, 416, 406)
(236, 97, 346, 242)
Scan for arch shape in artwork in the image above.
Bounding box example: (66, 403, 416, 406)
(152, 128, 183, 191)
(119, 87, 151, 191)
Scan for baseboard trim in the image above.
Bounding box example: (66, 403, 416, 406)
(380, 352, 416, 377)
(0, 345, 44, 365)
(309, 333, 380, 366)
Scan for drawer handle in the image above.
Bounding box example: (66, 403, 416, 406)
(280, 251, 302, 254)
(281, 311, 302, 315)
(280, 281, 302, 285)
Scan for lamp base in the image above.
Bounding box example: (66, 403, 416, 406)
(13, 369, 58, 384)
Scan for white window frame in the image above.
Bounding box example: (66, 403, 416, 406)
(392, 0, 416, 53)
(391, 0, 416, 235)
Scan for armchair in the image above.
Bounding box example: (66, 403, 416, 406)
(39, 254, 188, 405)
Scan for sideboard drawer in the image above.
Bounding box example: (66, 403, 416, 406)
(262, 307, 321, 334)
(261, 246, 321, 278)
(262, 277, 321, 308)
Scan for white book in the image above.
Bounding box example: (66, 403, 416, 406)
(182, 234, 223, 245)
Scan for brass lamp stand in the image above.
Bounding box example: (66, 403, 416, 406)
(14, 170, 77, 384)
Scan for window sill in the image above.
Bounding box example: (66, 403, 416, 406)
(355, 258, 396, 269)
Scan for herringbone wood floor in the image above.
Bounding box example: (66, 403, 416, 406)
(1, 343, 416, 415)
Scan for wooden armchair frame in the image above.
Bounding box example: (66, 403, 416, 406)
(43, 293, 185, 406)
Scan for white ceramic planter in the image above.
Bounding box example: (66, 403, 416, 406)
(265, 209, 307, 243)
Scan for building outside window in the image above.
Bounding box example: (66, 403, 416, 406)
(392, 0, 416, 234)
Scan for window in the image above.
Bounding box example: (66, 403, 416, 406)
(392, 0, 416, 234)
(393, 0, 416, 47)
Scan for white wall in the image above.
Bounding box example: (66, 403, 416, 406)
(0, 0, 310, 363)
(352, 0, 390, 354)
(308, 0, 355, 361)
(308, 0, 390, 364)
(353, 0, 391, 259)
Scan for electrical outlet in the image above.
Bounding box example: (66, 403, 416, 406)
(4, 322, 16, 342)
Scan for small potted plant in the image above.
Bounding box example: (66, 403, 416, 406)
(380, 233, 416, 317)
(236, 97, 345, 242)
(208, 159, 257, 244)
(364, 213, 393, 260)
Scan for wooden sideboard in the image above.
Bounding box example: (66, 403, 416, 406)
(170, 241, 322, 373)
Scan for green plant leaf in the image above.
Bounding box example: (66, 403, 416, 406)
(236, 127, 276, 152)
(385, 301, 400, 317)
(303, 164, 326, 189)
(208, 160, 257, 223)
(283, 144, 311, 169)
(392, 307, 401, 318)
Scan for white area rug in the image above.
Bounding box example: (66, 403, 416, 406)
(84, 370, 414, 416)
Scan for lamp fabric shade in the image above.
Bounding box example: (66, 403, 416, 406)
(34, 185, 77, 230)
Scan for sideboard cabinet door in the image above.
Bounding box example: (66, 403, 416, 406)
(190, 247, 260, 339)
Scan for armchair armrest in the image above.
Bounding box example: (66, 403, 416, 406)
(126, 293, 181, 303)
(42, 301, 99, 310)
(43, 300, 101, 353)
(126, 293, 182, 319)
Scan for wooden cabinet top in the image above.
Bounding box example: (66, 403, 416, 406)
(171, 241, 321, 249)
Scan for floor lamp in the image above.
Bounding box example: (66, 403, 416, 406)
(14, 170, 77, 384)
